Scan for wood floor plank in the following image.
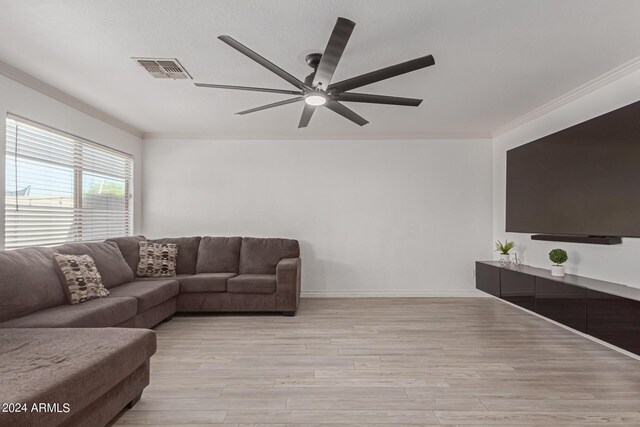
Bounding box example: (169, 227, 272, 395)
(435, 410, 640, 425)
(113, 298, 640, 426)
(285, 396, 487, 411)
(223, 409, 439, 424)
(480, 398, 640, 412)
(114, 410, 228, 425)
(219, 386, 408, 399)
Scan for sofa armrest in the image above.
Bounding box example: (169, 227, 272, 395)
(276, 257, 301, 312)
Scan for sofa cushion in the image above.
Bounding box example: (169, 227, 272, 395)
(109, 279, 179, 313)
(150, 236, 201, 274)
(53, 241, 133, 288)
(0, 327, 156, 427)
(239, 237, 300, 274)
(0, 297, 137, 328)
(137, 241, 178, 277)
(0, 247, 66, 322)
(135, 273, 191, 282)
(105, 235, 146, 274)
(53, 253, 110, 304)
(227, 274, 277, 294)
(196, 236, 242, 273)
(178, 273, 236, 293)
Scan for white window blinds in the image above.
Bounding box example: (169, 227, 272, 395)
(4, 116, 133, 249)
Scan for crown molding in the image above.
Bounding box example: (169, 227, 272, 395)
(0, 60, 143, 138)
(142, 131, 491, 141)
(492, 55, 640, 138)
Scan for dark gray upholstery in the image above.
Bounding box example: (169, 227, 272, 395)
(134, 273, 191, 282)
(150, 236, 201, 274)
(276, 257, 302, 312)
(108, 279, 179, 313)
(106, 235, 146, 274)
(196, 236, 242, 273)
(0, 328, 155, 427)
(239, 237, 300, 274)
(53, 241, 133, 288)
(130, 298, 176, 329)
(177, 292, 276, 312)
(59, 361, 149, 427)
(178, 273, 236, 293)
(228, 274, 277, 294)
(0, 247, 66, 322)
(0, 235, 301, 323)
(0, 297, 137, 328)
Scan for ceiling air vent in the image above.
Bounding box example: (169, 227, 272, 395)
(133, 58, 192, 79)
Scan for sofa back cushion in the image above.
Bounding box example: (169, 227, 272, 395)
(149, 237, 201, 274)
(52, 241, 133, 288)
(239, 237, 300, 274)
(0, 247, 66, 322)
(105, 235, 146, 275)
(196, 236, 242, 273)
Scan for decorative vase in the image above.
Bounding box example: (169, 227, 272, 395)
(510, 252, 521, 265)
(499, 253, 511, 264)
(551, 265, 564, 277)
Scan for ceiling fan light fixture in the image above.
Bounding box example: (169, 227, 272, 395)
(304, 93, 327, 106)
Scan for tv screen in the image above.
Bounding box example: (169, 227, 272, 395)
(506, 100, 640, 237)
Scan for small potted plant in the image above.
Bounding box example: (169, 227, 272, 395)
(549, 248, 568, 276)
(495, 240, 515, 264)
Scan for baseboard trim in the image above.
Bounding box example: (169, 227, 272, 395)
(301, 290, 489, 298)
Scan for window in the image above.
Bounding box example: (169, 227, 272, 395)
(4, 116, 133, 249)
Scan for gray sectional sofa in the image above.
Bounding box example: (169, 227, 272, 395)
(0, 235, 301, 426)
(0, 235, 302, 329)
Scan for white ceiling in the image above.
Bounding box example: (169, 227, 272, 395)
(1, 0, 639, 139)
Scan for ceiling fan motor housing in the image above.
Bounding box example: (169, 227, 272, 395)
(304, 53, 323, 86)
(305, 53, 323, 69)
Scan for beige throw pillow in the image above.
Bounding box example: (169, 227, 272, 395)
(53, 253, 109, 304)
(137, 241, 178, 277)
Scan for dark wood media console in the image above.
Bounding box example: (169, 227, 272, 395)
(476, 261, 640, 356)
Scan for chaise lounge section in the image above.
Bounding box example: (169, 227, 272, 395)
(0, 327, 156, 427)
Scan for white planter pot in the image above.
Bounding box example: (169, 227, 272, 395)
(499, 253, 511, 264)
(551, 265, 565, 277)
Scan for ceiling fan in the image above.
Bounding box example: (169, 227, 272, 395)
(195, 17, 435, 128)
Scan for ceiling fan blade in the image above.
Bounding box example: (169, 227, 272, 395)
(195, 83, 302, 95)
(236, 97, 303, 115)
(312, 17, 355, 89)
(218, 35, 310, 91)
(328, 55, 435, 92)
(332, 92, 422, 106)
(324, 100, 369, 126)
(298, 103, 316, 128)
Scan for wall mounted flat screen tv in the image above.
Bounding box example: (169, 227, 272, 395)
(506, 100, 640, 238)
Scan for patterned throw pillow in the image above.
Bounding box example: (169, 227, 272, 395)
(137, 241, 178, 277)
(53, 253, 110, 304)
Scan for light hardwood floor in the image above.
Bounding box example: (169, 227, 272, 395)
(113, 297, 640, 426)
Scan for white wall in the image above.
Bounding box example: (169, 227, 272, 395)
(143, 138, 493, 296)
(0, 74, 143, 249)
(493, 67, 640, 288)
